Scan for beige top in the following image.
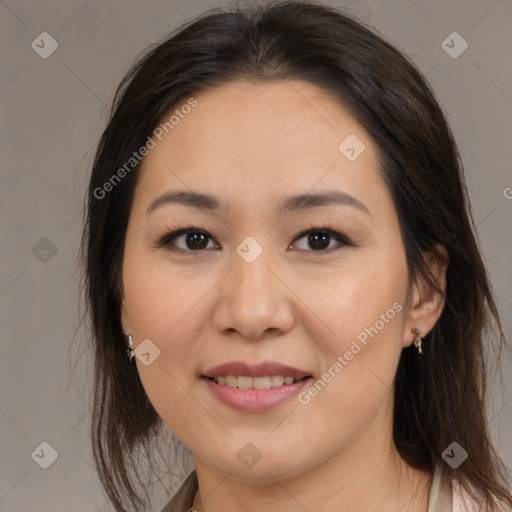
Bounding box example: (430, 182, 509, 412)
(161, 470, 197, 512)
(160, 466, 477, 512)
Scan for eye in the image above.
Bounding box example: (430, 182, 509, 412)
(157, 227, 219, 252)
(292, 226, 350, 252)
(156, 225, 351, 253)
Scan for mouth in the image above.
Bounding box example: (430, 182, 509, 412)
(201, 361, 313, 412)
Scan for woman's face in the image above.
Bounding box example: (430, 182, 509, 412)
(121, 79, 417, 483)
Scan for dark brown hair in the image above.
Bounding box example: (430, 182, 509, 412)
(81, 1, 512, 510)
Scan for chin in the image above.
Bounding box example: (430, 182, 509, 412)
(197, 444, 317, 485)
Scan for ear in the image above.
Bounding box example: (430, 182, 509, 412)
(120, 298, 133, 334)
(403, 243, 449, 348)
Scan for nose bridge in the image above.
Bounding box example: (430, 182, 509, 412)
(214, 240, 294, 339)
(232, 243, 280, 309)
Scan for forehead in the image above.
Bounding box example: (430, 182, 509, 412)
(134, 79, 388, 218)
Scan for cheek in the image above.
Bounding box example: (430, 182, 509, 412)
(122, 240, 210, 345)
(304, 254, 407, 346)
(121, 247, 213, 414)
(300, 253, 408, 401)
(123, 259, 214, 441)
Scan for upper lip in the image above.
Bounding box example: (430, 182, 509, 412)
(203, 361, 312, 380)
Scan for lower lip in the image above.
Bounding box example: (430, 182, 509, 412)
(203, 377, 312, 412)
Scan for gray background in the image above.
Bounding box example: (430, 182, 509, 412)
(1, 0, 511, 510)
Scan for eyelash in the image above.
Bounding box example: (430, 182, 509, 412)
(155, 223, 352, 254)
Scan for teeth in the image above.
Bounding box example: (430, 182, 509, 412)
(270, 375, 284, 387)
(213, 375, 299, 389)
(253, 376, 271, 389)
(225, 375, 238, 387)
(237, 376, 253, 389)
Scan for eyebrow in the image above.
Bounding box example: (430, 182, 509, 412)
(145, 190, 370, 216)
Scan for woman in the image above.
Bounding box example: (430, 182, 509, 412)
(81, 1, 512, 511)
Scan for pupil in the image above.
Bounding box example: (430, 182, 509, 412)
(186, 232, 208, 250)
(309, 231, 330, 250)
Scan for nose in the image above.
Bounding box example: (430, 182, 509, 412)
(212, 249, 295, 341)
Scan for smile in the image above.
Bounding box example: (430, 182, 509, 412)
(202, 375, 312, 412)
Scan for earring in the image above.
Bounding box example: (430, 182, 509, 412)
(411, 328, 422, 354)
(124, 332, 135, 361)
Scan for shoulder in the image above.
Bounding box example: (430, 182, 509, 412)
(452, 479, 511, 512)
(452, 479, 481, 512)
(431, 465, 510, 512)
(160, 471, 198, 512)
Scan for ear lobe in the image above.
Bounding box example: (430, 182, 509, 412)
(120, 299, 132, 334)
(404, 243, 449, 346)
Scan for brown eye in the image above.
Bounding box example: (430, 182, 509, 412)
(293, 228, 350, 252)
(182, 232, 210, 250)
(159, 228, 219, 252)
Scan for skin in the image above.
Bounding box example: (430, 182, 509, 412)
(120, 79, 448, 512)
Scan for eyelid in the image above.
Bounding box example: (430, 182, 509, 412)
(292, 226, 351, 247)
(156, 225, 219, 251)
(155, 224, 352, 253)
